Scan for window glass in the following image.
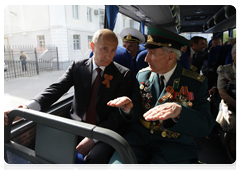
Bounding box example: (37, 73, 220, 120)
(99, 9, 105, 29)
(180, 32, 213, 43)
(73, 35, 80, 50)
(114, 13, 140, 46)
(88, 36, 93, 49)
(232, 28, 236, 38)
(72, 5, 79, 19)
(223, 30, 229, 44)
(87, 7, 92, 22)
(4, 5, 105, 113)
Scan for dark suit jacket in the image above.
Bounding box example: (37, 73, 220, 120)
(34, 57, 132, 135)
(120, 64, 215, 163)
(186, 47, 204, 73)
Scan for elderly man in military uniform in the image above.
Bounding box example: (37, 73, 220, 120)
(120, 28, 145, 72)
(108, 25, 215, 164)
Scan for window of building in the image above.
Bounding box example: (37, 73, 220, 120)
(88, 35, 93, 49)
(87, 7, 92, 22)
(73, 35, 81, 50)
(72, 5, 79, 19)
(37, 35, 45, 48)
(99, 9, 105, 29)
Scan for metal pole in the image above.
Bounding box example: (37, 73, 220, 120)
(56, 47, 59, 70)
(34, 48, 39, 75)
(11, 49, 17, 78)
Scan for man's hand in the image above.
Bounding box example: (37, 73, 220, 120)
(76, 137, 95, 155)
(143, 102, 181, 121)
(209, 87, 217, 96)
(4, 105, 28, 127)
(107, 97, 133, 112)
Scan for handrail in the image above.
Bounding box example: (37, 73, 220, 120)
(4, 108, 137, 164)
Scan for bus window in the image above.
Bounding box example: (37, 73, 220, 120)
(232, 28, 236, 38)
(223, 30, 229, 44)
(180, 32, 213, 43)
(114, 13, 141, 46)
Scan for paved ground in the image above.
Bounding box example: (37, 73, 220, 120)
(3, 69, 74, 111)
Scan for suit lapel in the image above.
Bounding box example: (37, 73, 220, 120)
(148, 72, 160, 102)
(82, 58, 93, 98)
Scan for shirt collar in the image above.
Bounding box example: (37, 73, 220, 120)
(190, 47, 196, 58)
(158, 64, 177, 84)
(92, 59, 106, 73)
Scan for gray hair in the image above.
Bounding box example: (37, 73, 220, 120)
(92, 29, 118, 45)
(161, 47, 182, 61)
(232, 44, 236, 55)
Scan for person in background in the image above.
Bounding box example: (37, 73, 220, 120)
(186, 36, 205, 73)
(20, 51, 27, 71)
(216, 44, 236, 156)
(120, 27, 145, 74)
(5, 29, 132, 164)
(108, 25, 215, 164)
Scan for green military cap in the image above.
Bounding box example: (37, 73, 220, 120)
(144, 25, 191, 50)
(120, 28, 145, 44)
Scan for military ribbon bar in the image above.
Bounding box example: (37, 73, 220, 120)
(102, 74, 113, 88)
(180, 86, 188, 94)
(187, 92, 194, 101)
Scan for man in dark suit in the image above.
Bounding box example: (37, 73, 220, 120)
(186, 36, 206, 73)
(4, 29, 132, 164)
(108, 25, 215, 164)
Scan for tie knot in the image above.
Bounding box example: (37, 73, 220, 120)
(160, 75, 165, 80)
(96, 67, 102, 74)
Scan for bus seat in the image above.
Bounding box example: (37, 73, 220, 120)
(75, 151, 84, 164)
(207, 46, 222, 67)
(215, 45, 232, 68)
(225, 51, 233, 65)
(136, 49, 148, 73)
(137, 44, 146, 56)
(178, 51, 190, 70)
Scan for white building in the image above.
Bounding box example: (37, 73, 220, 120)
(4, 5, 144, 69)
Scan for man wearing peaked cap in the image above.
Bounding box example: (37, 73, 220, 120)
(108, 25, 215, 164)
(120, 28, 145, 70)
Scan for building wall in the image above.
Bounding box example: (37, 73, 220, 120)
(4, 5, 105, 69)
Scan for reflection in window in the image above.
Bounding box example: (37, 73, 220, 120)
(72, 5, 79, 19)
(87, 7, 92, 22)
(88, 36, 93, 49)
(73, 35, 80, 50)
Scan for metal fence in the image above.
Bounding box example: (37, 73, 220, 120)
(4, 45, 59, 80)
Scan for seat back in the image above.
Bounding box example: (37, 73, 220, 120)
(135, 49, 148, 74)
(178, 51, 190, 70)
(225, 51, 233, 65)
(35, 124, 77, 164)
(207, 45, 222, 67)
(215, 45, 232, 69)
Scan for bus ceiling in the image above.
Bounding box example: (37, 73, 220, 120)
(117, 5, 236, 34)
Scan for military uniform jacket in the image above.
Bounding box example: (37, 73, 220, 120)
(121, 63, 215, 163)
